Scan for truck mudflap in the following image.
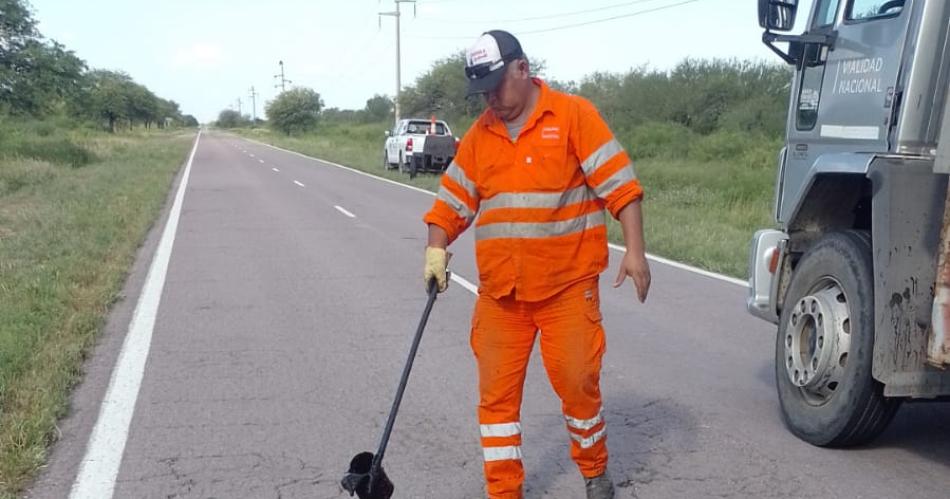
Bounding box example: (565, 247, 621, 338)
(929, 182, 950, 368)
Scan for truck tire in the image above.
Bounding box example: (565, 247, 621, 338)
(775, 230, 901, 447)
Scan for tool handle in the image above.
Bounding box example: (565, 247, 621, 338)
(371, 275, 442, 472)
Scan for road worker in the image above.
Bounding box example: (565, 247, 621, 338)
(422, 30, 651, 499)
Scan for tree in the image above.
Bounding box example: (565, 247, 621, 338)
(364, 94, 393, 123)
(399, 51, 485, 123)
(265, 87, 323, 134)
(3, 39, 85, 115)
(216, 109, 249, 128)
(0, 0, 85, 116)
(0, 0, 37, 64)
(78, 70, 134, 132)
(181, 114, 199, 127)
(127, 83, 160, 129)
(156, 99, 182, 128)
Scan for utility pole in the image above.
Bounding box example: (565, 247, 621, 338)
(379, 0, 415, 126)
(274, 60, 292, 93)
(249, 86, 258, 122)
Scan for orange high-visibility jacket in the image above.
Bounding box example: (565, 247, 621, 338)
(424, 79, 643, 301)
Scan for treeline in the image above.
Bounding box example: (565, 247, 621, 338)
(0, 0, 196, 131)
(218, 50, 792, 146)
(395, 52, 791, 139)
(215, 90, 393, 134)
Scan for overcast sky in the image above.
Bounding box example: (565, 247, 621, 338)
(30, 0, 816, 122)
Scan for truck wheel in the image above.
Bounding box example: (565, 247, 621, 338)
(775, 230, 900, 447)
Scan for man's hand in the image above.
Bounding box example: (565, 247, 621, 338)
(424, 247, 450, 292)
(613, 250, 651, 303)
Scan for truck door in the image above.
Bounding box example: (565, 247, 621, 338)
(779, 0, 912, 224)
(389, 121, 403, 161)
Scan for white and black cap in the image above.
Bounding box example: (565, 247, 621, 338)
(464, 30, 524, 95)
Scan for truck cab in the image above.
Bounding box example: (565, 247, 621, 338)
(749, 0, 950, 446)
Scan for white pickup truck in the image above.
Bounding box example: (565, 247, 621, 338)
(383, 118, 456, 176)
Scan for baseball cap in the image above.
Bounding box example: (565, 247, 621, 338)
(464, 30, 524, 96)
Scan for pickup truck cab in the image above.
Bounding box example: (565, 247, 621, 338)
(383, 118, 454, 174)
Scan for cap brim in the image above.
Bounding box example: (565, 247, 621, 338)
(466, 66, 506, 96)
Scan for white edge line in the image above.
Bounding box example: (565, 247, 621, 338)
(450, 273, 479, 295)
(258, 159, 265, 164)
(608, 243, 748, 287)
(272, 167, 280, 172)
(294, 180, 305, 187)
(239, 136, 748, 288)
(333, 205, 356, 218)
(70, 131, 201, 499)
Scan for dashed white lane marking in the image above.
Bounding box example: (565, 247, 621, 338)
(334, 205, 356, 218)
(69, 131, 202, 499)
(259, 159, 265, 164)
(249, 153, 255, 158)
(272, 168, 280, 172)
(294, 180, 305, 187)
(239, 137, 747, 288)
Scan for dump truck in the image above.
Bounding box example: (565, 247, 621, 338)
(748, 0, 950, 447)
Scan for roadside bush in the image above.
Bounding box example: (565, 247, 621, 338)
(266, 88, 324, 135)
(621, 122, 695, 161)
(0, 158, 57, 195)
(689, 129, 760, 162)
(7, 137, 96, 167)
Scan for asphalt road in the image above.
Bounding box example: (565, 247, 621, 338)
(27, 131, 950, 499)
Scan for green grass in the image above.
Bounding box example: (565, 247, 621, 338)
(0, 123, 194, 497)
(236, 122, 779, 278)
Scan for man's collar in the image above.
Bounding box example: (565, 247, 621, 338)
(481, 78, 555, 133)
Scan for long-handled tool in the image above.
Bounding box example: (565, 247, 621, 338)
(341, 276, 444, 498)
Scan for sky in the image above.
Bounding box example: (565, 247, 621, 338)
(29, 0, 816, 123)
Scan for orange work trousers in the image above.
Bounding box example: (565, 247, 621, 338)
(470, 277, 608, 499)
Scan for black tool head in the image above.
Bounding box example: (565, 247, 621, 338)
(341, 452, 394, 499)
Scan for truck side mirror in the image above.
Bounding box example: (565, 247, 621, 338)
(384, 130, 391, 137)
(758, 0, 798, 32)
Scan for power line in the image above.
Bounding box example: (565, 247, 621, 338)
(520, 0, 701, 34)
(421, 0, 668, 24)
(410, 0, 704, 39)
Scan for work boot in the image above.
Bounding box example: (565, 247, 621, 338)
(584, 470, 615, 499)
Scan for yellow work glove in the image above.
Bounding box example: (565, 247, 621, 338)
(424, 247, 449, 292)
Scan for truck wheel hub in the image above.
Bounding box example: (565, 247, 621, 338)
(785, 279, 852, 404)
